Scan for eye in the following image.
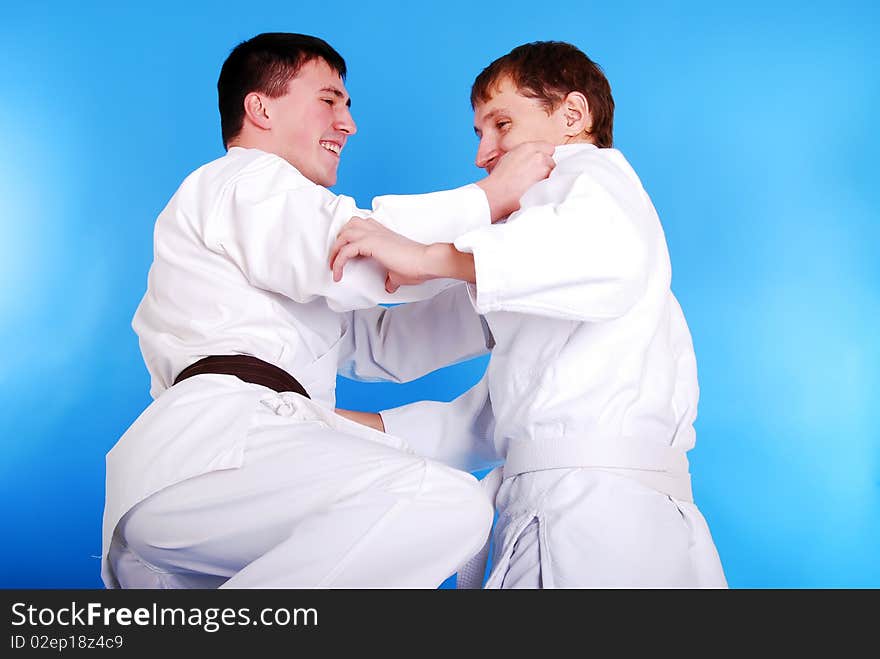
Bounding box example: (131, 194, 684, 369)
(322, 98, 335, 106)
(496, 120, 511, 131)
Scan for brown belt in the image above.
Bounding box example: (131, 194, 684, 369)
(173, 355, 310, 398)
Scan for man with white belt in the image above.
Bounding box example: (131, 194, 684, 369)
(332, 41, 728, 588)
(102, 32, 555, 588)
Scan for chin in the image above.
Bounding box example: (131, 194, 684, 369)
(306, 168, 336, 187)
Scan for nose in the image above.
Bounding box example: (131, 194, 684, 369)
(335, 105, 357, 136)
(475, 136, 500, 171)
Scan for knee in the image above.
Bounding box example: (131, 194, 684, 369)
(117, 499, 166, 563)
(108, 502, 174, 588)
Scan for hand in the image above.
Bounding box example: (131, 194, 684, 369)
(330, 217, 431, 293)
(476, 141, 555, 222)
(335, 408, 386, 432)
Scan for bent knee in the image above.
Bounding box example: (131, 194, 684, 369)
(116, 496, 173, 564)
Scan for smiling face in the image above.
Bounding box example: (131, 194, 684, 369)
(473, 76, 573, 174)
(263, 58, 356, 186)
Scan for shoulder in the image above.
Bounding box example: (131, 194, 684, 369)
(550, 146, 648, 206)
(220, 147, 316, 196)
(172, 147, 321, 204)
(557, 146, 641, 185)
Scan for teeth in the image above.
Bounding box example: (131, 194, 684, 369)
(320, 141, 340, 154)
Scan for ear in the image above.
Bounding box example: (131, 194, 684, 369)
(243, 92, 272, 131)
(561, 91, 591, 140)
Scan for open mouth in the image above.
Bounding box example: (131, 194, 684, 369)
(320, 141, 342, 156)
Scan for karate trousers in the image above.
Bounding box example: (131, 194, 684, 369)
(489, 469, 728, 589)
(105, 382, 494, 589)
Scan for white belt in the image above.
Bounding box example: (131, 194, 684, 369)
(456, 436, 693, 589)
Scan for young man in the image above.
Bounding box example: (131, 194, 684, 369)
(332, 41, 728, 588)
(102, 33, 554, 588)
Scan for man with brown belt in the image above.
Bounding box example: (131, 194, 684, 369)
(102, 32, 554, 588)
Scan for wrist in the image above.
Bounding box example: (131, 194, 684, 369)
(423, 243, 476, 283)
(475, 178, 508, 222)
(335, 408, 385, 432)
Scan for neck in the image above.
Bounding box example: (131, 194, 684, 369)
(562, 133, 594, 146)
(227, 127, 277, 156)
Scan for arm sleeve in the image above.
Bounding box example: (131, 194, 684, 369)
(453, 170, 652, 322)
(338, 283, 492, 383)
(204, 163, 488, 312)
(379, 375, 501, 473)
(370, 183, 491, 244)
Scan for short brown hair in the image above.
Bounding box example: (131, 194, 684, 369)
(471, 41, 614, 148)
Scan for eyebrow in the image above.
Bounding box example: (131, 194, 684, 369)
(320, 86, 352, 108)
(473, 108, 506, 135)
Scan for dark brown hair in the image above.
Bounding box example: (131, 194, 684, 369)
(471, 41, 614, 147)
(217, 33, 346, 148)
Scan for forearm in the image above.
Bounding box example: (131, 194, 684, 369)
(452, 194, 650, 321)
(421, 243, 476, 284)
(370, 185, 491, 243)
(335, 408, 385, 432)
(338, 284, 490, 383)
(380, 377, 501, 472)
(475, 178, 509, 223)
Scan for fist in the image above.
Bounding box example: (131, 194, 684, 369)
(477, 141, 555, 221)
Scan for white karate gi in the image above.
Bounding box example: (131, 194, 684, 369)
(379, 144, 728, 588)
(103, 146, 496, 589)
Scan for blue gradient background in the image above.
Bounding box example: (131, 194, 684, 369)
(1, 1, 877, 588)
